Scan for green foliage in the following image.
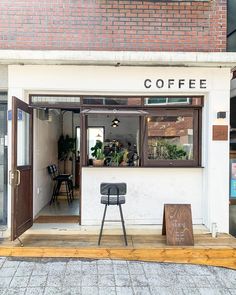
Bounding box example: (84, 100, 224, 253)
(110, 150, 124, 166)
(91, 140, 105, 160)
(58, 134, 76, 161)
(155, 139, 187, 160)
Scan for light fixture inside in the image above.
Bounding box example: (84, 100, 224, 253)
(111, 122, 118, 128)
(112, 117, 120, 124)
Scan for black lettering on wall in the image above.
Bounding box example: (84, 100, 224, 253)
(200, 79, 207, 89)
(144, 79, 152, 89)
(156, 79, 164, 88)
(168, 79, 175, 88)
(189, 79, 196, 89)
(178, 79, 185, 88)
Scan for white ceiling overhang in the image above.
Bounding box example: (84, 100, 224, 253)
(0, 50, 236, 69)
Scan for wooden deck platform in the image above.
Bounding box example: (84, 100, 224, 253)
(1, 233, 236, 270)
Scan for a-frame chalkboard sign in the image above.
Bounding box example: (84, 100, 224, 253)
(162, 204, 194, 246)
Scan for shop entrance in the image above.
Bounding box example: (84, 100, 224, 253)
(32, 107, 81, 224)
(10, 95, 83, 242)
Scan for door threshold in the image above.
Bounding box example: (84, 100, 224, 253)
(34, 215, 80, 223)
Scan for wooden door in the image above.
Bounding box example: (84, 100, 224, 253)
(11, 96, 33, 241)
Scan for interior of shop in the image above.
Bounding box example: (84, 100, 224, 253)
(33, 107, 139, 223)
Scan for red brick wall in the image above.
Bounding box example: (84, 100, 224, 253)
(0, 0, 227, 52)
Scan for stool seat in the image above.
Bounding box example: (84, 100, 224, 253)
(54, 174, 72, 181)
(101, 195, 125, 205)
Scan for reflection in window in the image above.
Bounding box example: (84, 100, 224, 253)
(147, 114, 193, 161)
(17, 109, 30, 166)
(145, 96, 203, 106)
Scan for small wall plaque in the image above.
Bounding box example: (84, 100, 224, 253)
(162, 204, 194, 246)
(212, 125, 228, 141)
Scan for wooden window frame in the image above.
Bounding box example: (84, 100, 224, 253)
(28, 94, 202, 168)
(142, 107, 201, 167)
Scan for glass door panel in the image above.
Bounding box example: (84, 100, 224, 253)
(17, 109, 30, 166)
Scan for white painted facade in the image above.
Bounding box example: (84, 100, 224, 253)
(3, 64, 230, 234)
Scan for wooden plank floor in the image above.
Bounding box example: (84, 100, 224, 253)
(33, 215, 80, 223)
(1, 233, 236, 270)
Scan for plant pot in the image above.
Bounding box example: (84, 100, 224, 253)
(65, 159, 72, 174)
(93, 159, 104, 167)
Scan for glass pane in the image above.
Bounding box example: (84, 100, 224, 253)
(0, 92, 7, 102)
(88, 127, 104, 159)
(87, 115, 140, 167)
(228, 33, 236, 52)
(17, 109, 30, 166)
(83, 97, 141, 106)
(147, 114, 193, 160)
(145, 96, 202, 106)
(31, 96, 80, 106)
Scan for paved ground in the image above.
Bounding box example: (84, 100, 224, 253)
(0, 256, 236, 295)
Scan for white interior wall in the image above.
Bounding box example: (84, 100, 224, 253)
(33, 110, 61, 217)
(88, 115, 138, 147)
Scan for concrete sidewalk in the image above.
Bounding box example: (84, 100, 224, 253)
(0, 256, 236, 295)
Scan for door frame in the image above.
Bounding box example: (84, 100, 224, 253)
(11, 96, 33, 240)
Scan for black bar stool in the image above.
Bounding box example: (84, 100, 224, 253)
(47, 164, 74, 204)
(98, 182, 127, 246)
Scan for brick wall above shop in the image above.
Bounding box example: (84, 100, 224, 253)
(0, 0, 227, 52)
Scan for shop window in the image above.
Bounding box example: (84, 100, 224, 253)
(86, 114, 140, 167)
(81, 96, 202, 168)
(143, 108, 200, 167)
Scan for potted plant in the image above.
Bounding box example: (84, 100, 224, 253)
(58, 134, 76, 173)
(91, 140, 105, 166)
(110, 150, 124, 166)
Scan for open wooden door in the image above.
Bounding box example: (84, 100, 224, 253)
(10, 96, 33, 241)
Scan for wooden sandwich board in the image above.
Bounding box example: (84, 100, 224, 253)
(162, 204, 194, 246)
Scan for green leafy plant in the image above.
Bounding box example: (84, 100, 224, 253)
(58, 134, 76, 161)
(110, 150, 124, 166)
(91, 140, 105, 160)
(155, 139, 187, 160)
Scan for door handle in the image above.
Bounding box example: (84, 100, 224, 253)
(9, 170, 21, 186)
(16, 170, 21, 186)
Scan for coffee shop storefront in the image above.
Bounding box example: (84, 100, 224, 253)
(5, 60, 231, 241)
